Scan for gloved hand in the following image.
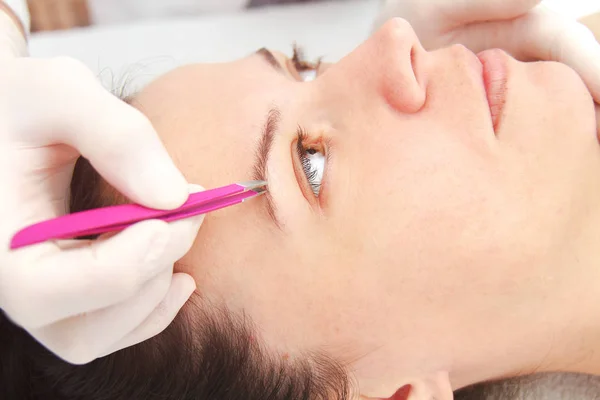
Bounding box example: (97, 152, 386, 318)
(0, 11, 203, 364)
(375, 0, 600, 114)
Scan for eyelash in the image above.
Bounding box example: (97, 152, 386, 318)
(296, 127, 322, 197)
(290, 44, 321, 79)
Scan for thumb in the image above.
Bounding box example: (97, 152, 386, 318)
(447, 6, 600, 103)
(434, 0, 542, 32)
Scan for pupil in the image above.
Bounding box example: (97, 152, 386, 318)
(306, 148, 317, 155)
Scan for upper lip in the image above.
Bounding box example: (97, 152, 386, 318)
(477, 49, 509, 132)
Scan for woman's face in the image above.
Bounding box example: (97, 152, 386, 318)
(131, 19, 600, 397)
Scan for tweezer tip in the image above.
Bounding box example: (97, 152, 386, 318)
(238, 180, 268, 191)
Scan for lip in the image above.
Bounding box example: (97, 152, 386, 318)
(477, 49, 509, 131)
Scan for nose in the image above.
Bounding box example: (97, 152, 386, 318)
(323, 18, 427, 114)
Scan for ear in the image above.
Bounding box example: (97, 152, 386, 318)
(360, 371, 453, 400)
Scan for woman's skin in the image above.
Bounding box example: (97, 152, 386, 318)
(123, 19, 600, 399)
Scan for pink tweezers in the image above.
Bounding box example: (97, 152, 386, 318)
(10, 180, 267, 250)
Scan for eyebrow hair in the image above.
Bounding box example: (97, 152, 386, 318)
(256, 47, 284, 73)
(252, 107, 283, 230)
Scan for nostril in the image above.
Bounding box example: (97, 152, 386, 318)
(388, 385, 412, 399)
(380, 46, 426, 114)
(374, 18, 427, 114)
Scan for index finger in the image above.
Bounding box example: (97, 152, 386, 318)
(436, 0, 542, 32)
(6, 57, 188, 210)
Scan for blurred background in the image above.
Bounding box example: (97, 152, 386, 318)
(25, 0, 600, 33)
(22, 0, 600, 94)
(27, 0, 338, 32)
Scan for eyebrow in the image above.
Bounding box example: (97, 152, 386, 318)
(252, 107, 283, 230)
(256, 48, 284, 74)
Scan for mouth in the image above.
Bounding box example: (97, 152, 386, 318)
(477, 49, 509, 132)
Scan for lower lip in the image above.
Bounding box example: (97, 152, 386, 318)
(477, 49, 509, 131)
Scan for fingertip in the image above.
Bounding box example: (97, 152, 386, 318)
(176, 212, 205, 234)
(137, 165, 189, 210)
(188, 183, 206, 194)
(172, 273, 197, 304)
(146, 183, 204, 212)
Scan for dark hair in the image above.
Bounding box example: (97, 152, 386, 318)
(0, 156, 353, 400)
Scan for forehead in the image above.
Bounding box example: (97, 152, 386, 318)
(131, 55, 285, 188)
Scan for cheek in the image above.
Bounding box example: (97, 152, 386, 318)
(500, 61, 596, 148)
(181, 209, 344, 347)
(345, 135, 523, 291)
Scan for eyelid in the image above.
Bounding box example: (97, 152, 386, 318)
(292, 128, 329, 209)
(286, 59, 321, 82)
(260, 51, 301, 81)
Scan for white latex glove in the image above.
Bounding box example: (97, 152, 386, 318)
(0, 11, 203, 364)
(376, 0, 600, 128)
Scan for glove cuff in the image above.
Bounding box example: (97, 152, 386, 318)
(1, 0, 29, 35)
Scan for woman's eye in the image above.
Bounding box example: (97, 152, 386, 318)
(289, 44, 320, 82)
(296, 131, 325, 197)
